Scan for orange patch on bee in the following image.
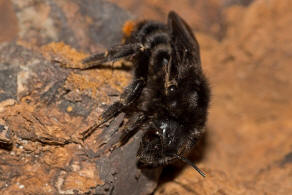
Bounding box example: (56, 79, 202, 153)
(122, 20, 136, 38)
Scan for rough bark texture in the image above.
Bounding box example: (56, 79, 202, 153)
(1, 0, 292, 195)
(0, 0, 160, 194)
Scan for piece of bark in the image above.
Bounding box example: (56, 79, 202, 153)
(0, 0, 161, 194)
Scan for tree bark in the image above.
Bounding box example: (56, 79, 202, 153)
(0, 0, 161, 194)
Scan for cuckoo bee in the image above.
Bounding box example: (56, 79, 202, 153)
(81, 11, 210, 177)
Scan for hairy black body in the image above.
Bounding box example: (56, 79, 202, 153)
(81, 11, 210, 176)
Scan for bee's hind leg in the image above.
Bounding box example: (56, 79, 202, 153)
(81, 43, 145, 69)
(81, 43, 149, 140)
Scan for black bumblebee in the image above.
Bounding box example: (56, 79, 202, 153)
(81, 11, 210, 177)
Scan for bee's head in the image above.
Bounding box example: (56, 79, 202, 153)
(164, 70, 210, 124)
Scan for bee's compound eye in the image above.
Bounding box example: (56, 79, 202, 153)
(167, 85, 177, 95)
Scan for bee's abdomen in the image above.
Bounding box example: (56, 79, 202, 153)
(144, 31, 170, 49)
(133, 21, 172, 67)
(135, 21, 167, 42)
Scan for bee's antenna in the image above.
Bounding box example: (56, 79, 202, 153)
(174, 154, 206, 177)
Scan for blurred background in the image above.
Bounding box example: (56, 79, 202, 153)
(0, 0, 291, 194)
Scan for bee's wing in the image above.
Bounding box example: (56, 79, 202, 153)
(167, 11, 201, 70)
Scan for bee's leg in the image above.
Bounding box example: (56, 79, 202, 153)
(81, 47, 149, 140)
(81, 78, 146, 139)
(119, 112, 146, 146)
(80, 43, 145, 69)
